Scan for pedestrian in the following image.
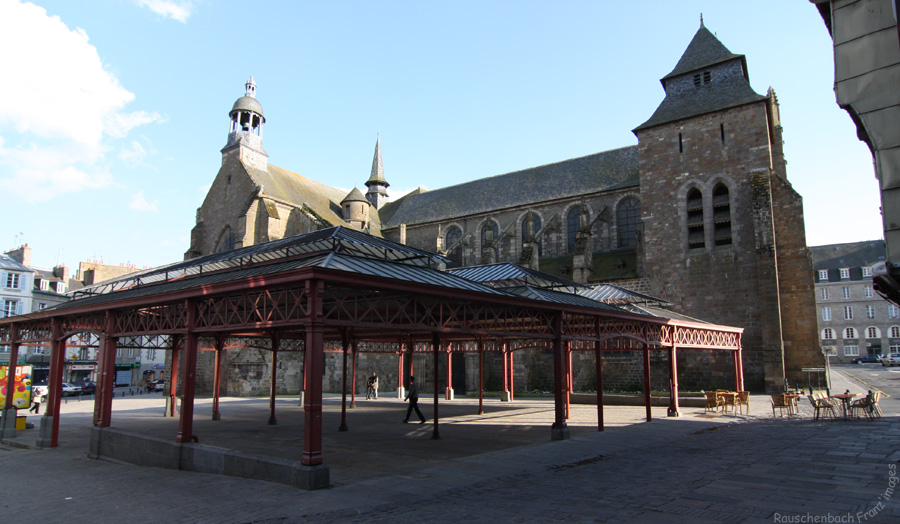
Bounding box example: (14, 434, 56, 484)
(29, 392, 42, 414)
(366, 371, 379, 399)
(403, 375, 426, 424)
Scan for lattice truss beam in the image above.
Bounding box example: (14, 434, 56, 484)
(0, 278, 741, 354)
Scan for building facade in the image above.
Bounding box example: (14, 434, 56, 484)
(812, 0, 900, 304)
(811, 240, 899, 363)
(185, 23, 823, 393)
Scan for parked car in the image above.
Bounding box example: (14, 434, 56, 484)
(851, 354, 882, 364)
(74, 381, 96, 394)
(61, 383, 82, 396)
(880, 353, 900, 367)
(147, 379, 166, 392)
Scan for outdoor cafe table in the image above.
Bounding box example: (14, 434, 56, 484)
(829, 393, 859, 419)
(785, 393, 804, 415)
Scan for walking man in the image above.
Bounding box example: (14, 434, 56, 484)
(366, 371, 379, 399)
(403, 375, 426, 424)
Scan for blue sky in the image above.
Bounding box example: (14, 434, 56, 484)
(0, 0, 882, 270)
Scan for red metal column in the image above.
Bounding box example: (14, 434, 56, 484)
(350, 339, 358, 408)
(445, 348, 453, 400)
(43, 320, 65, 448)
(509, 350, 515, 402)
(736, 348, 745, 391)
(338, 330, 349, 432)
(95, 334, 117, 427)
(565, 342, 571, 419)
(168, 337, 180, 418)
(1, 324, 20, 438)
(212, 334, 224, 421)
(551, 312, 569, 440)
(302, 279, 325, 466)
(478, 338, 484, 415)
(269, 332, 280, 426)
(176, 300, 198, 443)
(667, 346, 680, 417)
(397, 347, 404, 397)
(643, 344, 652, 422)
(594, 319, 604, 431)
(733, 349, 742, 391)
(501, 343, 509, 400)
(431, 332, 441, 440)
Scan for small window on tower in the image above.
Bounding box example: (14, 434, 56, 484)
(703, 71, 711, 84)
(693, 74, 701, 87)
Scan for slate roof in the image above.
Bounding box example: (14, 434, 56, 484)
(380, 146, 639, 228)
(0, 254, 33, 272)
(447, 263, 585, 291)
(810, 240, 886, 270)
(578, 284, 671, 307)
(661, 24, 744, 84)
(245, 163, 383, 233)
(633, 25, 766, 132)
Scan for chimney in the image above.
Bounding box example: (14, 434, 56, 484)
(5, 244, 31, 266)
(53, 264, 69, 281)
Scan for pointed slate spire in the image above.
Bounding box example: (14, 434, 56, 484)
(661, 24, 743, 87)
(367, 135, 388, 186)
(365, 135, 389, 209)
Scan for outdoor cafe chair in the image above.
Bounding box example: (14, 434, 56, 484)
(705, 391, 724, 413)
(736, 391, 750, 415)
(871, 391, 883, 417)
(808, 395, 836, 421)
(771, 394, 791, 417)
(721, 392, 738, 415)
(850, 394, 874, 420)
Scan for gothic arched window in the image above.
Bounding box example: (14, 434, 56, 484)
(445, 226, 463, 268)
(712, 183, 732, 247)
(521, 213, 542, 256)
(567, 208, 581, 254)
(616, 197, 640, 249)
(216, 226, 236, 253)
(686, 188, 704, 249)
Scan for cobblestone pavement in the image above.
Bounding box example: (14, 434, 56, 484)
(2, 369, 898, 523)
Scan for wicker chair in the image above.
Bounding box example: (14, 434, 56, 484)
(771, 394, 791, 417)
(736, 391, 750, 415)
(705, 391, 724, 413)
(808, 395, 836, 421)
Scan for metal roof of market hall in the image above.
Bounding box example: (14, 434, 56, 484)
(379, 146, 639, 228)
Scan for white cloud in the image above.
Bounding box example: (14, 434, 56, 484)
(119, 140, 147, 165)
(129, 191, 159, 212)
(137, 0, 193, 23)
(0, 1, 162, 201)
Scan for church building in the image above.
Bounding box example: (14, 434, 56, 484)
(186, 23, 824, 393)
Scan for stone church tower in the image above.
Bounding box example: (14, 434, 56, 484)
(632, 23, 823, 391)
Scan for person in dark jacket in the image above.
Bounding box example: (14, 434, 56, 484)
(403, 375, 426, 424)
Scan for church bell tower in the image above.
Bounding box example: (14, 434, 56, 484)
(222, 76, 268, 170)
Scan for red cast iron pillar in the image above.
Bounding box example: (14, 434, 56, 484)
(667, 345, 680, 417)
(302, 279, 325, 466)
(733, 347, 744, 392)
(594, 317, 604, 431)
(643, 344, 652, 422)
(168, 337, 181, 418)
(269, 331, 280, 426)
(432, 332, 441, 440)
(38, 320, 65, 448)
(212, 334, 224, 421)
(445, 347, 453, 400)
(95, 310, 117, 428)
(551, 312, 569, 441)
(477, 338, 484, 415)
(338, 329, 349, 432)
(176, 299, 198, 443)
(350, 339, 358, 408)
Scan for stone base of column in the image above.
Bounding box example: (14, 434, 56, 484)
(667, 408, 681, 417)
(397, 387, 406, 399)
(501, 390, 511, 402)
(0, 408, 18, 439)
(550, 426, 570, 441)
(36, 414, 54, 448)
(445, 388, 454, 401)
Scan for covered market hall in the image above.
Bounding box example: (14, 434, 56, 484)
(0, 227, 743, 489)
